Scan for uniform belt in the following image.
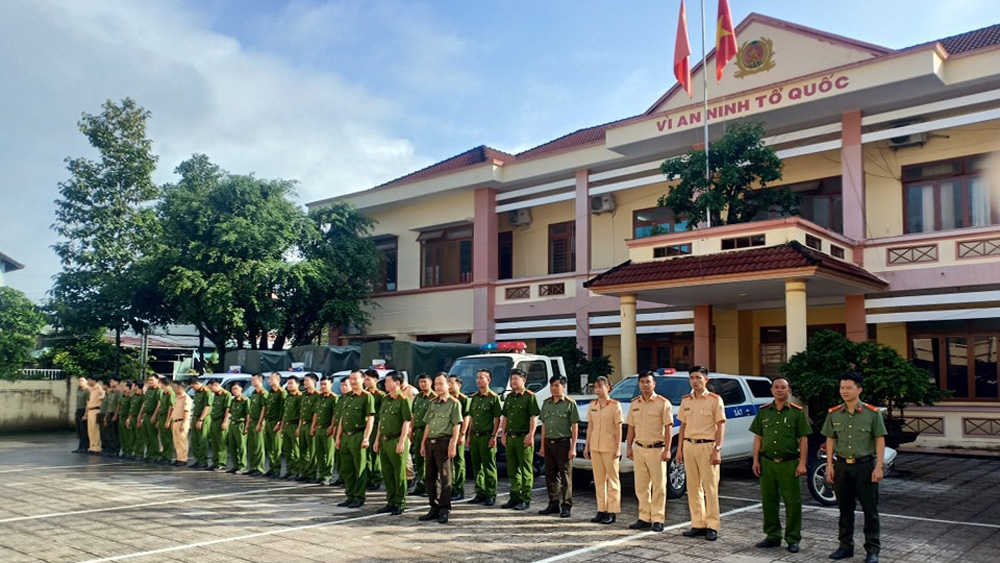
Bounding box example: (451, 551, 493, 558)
(546, 437, 570, 443)
(283, 419, 301, 424)
(684, 438, 714, 444)
(428, 436, 451, 444)
(636, 441, 666, 449)
(834, 454, 875, 465)
(88, 407, 100, 411)
(343, 428, 364, 436)
(761, 453, 796, 463)
(474, 430, 494, 437)
(381, 432, 402, 441)
(506, 432, 528, 438)
(173, 418, 184, 422)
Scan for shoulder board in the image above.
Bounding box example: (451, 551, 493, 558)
(526, 390, 535, 395)
(828, 405, 845, 413)
(654, 395, 667, 402)
(682, 393, 693, 399)
(449, 396, 460, 403)
(789, 402, 804, 410)
(864, 403, 879, 412)
(608, 399, 619, 404)
(762, 401, 774, 409)
(489, 390, 499, 396)
(707, 392, 721, 399)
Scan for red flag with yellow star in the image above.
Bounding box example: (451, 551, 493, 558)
(715, 0, 737, 81)
(674, 0, 692, 97)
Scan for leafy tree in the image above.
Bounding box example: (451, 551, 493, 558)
(658, 121, 794, 227)
(37, 333, 149, 380)
(780, 330, 945, 430)
(537, 338, 614, 393)
(0, 287, 45, 379)
(50, 98, 160, 375)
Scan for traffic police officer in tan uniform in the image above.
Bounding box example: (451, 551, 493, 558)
(677, 365, 726, 541)
(583, 376, 622, 525)
(625, 370, 672, 532)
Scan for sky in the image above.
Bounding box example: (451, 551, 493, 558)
(0, 0, 994, 302)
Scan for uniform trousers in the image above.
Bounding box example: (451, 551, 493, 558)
(106, 416, 120, 455)
(834, 458, 880, 554)
(209, 418, 227, 467)
(411, 427, 427, 493)
(469, 434, 498, 500)
(172, 419, 190, 462)
(760, 457, 803, 544)
(379, 437, 407, 507)
(591, 450, 621, 513)
(75, 408, 89, 451)
(117, 417, 127, 456)
(544, 438, 573, 506)
(190, 418, 210, 465)
(683, 441, 721, 530)
(158, 419, 174, 461)
(141, 415, 158, 459)
(314, 432, 334, 481)
(226, 421, 247, 470)
(340, 431, 369, 502)
(298, 428, 314, 477)
(280, 422, 300, 475)
(505, 434, 534, 504)
(87, 410, 102, 452)
(264, 420, 282, 473)
(247, 424, 266, 473)
(634, 444, 666, 522)
(424, 437, 453, 515)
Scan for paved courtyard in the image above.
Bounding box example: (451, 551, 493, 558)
(0, 433, 998, 562)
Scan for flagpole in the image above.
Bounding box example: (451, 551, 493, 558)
(701, 0, 711, 228)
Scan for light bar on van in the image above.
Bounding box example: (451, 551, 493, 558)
(657, 368, 676, 375)
(479, 341, 527, 353)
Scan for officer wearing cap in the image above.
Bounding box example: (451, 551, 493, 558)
(678, 366, 726, 541)
(500, 368, 540, 511)
(409, 373, 435, 496)
(750, 376, 810, 553)
(374, 370, 412, 515)
(447, 375, 471, 500)
(335, 370, 376, 508)
(363, 369, 386, 491)
(626, 370, 672, 532)
(539, 374, 579, 518)
(225, 381, 250, 474)
(246, 373, 268, 476)
(280, 376, 304, 479)
(823, 371, 887, 563)
(418, 373, 463, 524)
(207, 379, 231, 470)
(466, 369, 501, 506)
(263, 372, 286, 477)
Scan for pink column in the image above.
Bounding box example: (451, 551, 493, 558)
(472, 188, 498, 344)
(694, 305, 713, 370)
(842, 110, 866, 263)
(575, 169, 592, 355)
(845, 294, 867, 342)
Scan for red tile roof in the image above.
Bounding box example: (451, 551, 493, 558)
(908, 23, 1000, 55)
(514, 115, 639, 161)
(375, 145, 515, 189)
(585, 241, 886, 289)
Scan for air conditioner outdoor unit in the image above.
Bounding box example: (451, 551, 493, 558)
(590, 193, 616, 214)
(889, 132, 927, 149)
(509, 208, 532, 226)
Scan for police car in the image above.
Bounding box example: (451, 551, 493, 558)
(573, 370, 773, 499)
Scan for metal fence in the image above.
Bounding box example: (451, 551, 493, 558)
(19, 369, 66, 380)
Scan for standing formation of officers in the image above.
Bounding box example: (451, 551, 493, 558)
(71, 365, 885, 559)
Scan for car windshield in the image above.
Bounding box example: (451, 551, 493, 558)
(448, 357, 513, 395)
(610, 377, 691, 405)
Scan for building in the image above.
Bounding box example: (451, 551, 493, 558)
(309, 14, 1000, 450)
(0, 250, 24, 287)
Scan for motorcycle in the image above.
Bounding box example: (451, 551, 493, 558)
(807, 444, 897, 506)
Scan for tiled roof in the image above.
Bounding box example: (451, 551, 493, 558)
(585, 241, 886, 289)
(514, 115, 639, 160)
(908, 22, 1000, 55)
(374, 145, 515, 189)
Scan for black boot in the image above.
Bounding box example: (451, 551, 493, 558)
(538, 502, 560, 515)
(590, 511, 607, 523)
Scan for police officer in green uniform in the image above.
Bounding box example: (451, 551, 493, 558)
(314, 377, 338, 485)
(264, 373, 286, 477)
(374, 370, 412, 515)
(125, 380, 144, 460)
(538, 375, 580, 518)
(501, 368, 541, 511)
(336, 371, 376, 508)
(447, 375, 471, 500)
(138, 375, 162, 462)
(99, 380, 112, 456)
(330, 377, 352, 486)
(749, 376, 810, 554)
(105, 377, 122, 457)
(280, 376, 304, 479)
(409, 374, 434, 496)
(189, 378, 213, 469)
(156, 378, 176, 464)
(823, 371, 887, 563)
(117, 381, 132, 459)
(247, 374, 268, 476)
(297, 373, 321, 481)
(363, 369, 385, 490)
(418, 374, 463, 524)
(207, 379, 231, 470)
(73, 377, 91, 453)
(225, 381, 250, 474)
(466, 369, 502, 506)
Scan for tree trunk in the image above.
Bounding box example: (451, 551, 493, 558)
(197, 329, 206, 375)
(115, 327, 121, 378)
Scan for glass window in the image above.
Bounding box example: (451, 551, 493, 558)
(548, 221, 576, 274)
(747, 379, 774, 399)
(903, 154, 994, 234)
(420, 226, 474, 287)
(708, 377, 746, 405)
(373, 236, 397, 292)
(518, 360, 549, 392)
(498, 231, 513, 280)
(609, 377, 639, 402)
(449, 357, 512, 396)
(946, 337, 969, 399)
(974, 336, 999, 399)
(633, 206, 689, 239)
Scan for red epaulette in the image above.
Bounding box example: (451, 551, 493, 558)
(707, 392, 721, 399)
(789, 403, 804, 410)
(608, 399, 619, 404)
(654, 395, 667, 402)
(828, 405, 845, 413)
(525, 390, 535, 395)
(682, 393, 693, 399)
(864, 403, 879, 412)
(762, 401, 774, 409)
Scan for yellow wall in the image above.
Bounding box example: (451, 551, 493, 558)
(714, 309, 741, 374)
(876, 322, 908, 357)
(602, 335, 623, 382)
(590, 180, 674, 270)
(502, 199, 575, 278)
(367, 191, 475, 292)
(366, 289, 474, 338)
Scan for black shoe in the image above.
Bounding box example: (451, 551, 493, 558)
(408, 488, 424, 496)
(375, 505, 394, 514)
(279, 473, 291, 479)
(788, 543, 801, 553)
(418, 511, 440, 521)
(513, 502, 529, 511)
(172, 461, 186, 467)
(451, 492, 464, 501)
(600, 513, 617, 525)
(346, 500, 363, 508)
(391, 506, 404, 515)
(560, 505, 571, 518)
(864, 554, 879, 563)
(590, 512, 607, 523)
(336, 499, 353, 507)
(652, 522, 664, 532)
(829, 548, 854, 560)
(629, 520, 652, 530)
(226, 468, 238, 474)
(438, 513, 449, 524)
(705, 529, 718, 541)
(538, 503, 560, 515)
(366, 483, 380, 491)
(190, 463, 204, 469)
(332, 478, 345, 486)
(501, 499, 518, 509)
(468, 496, 485, 504)
(682, 528, 707, 537)
(294, 474, 307, 482)
(484, 498, 496, 506)
(757, 538, 781, 548)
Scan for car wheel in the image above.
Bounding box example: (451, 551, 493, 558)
(807, 459, 837, 506)
(667, 446, 685, 499)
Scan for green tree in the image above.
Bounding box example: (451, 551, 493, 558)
(780, 330, 945, 430)
(38, 333, 149, 380)
(658, 121, 794, 227)
(537, 338, 614, 393)
(50, 98, 160, 375)
(0, 287, 45, 379)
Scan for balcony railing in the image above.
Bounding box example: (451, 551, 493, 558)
(496, 275, 577, 305)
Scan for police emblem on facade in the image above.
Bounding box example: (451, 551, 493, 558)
(734, 38, 776, 78)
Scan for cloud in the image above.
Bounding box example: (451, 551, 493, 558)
(0, 0, 430, 302)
